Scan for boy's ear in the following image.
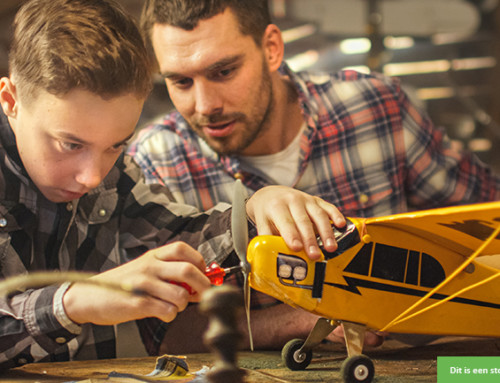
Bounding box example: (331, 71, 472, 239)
(0, 77, 18, 117)
(262, 24, 284, 73)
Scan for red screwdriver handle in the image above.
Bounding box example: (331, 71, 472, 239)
(170, 262, 227, 294)
(205, 262, 227, 286)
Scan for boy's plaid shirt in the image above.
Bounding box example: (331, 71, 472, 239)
(0, 111, 235, 369)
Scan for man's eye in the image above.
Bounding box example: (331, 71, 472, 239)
(214, 67, 235, 80)
(220, 68, 232, 77)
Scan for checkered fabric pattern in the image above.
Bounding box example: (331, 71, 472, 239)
(128, 64, 500, 318)
(129, 64, 500, 218)
(0, 110, 235, 369)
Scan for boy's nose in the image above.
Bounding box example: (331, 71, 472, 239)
(75, 158, 105, 190)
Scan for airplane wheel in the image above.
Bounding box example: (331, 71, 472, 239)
(341, 354, 374, 383)
(281, 339, 312, 370)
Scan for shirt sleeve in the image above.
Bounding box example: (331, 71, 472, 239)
(115, 155, 252, 355)
(117, 155, 236, 267)
(0, 284, 82, 370)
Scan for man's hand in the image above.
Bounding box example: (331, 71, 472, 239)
(246, 186, 345, 260)
(62, 242, 211, 325)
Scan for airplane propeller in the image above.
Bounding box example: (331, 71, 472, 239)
(231, 179, 254, 351)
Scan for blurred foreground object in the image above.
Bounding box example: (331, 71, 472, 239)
(200, 285, 247, 383)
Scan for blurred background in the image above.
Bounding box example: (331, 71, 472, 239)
(1, 0, 499, 171)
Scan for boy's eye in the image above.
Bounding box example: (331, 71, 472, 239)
(171, 77, 193, 89)
(60, 141, 82, 151)
(111, 143, 127, 152)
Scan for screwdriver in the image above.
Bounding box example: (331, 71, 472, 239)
(171, 262, 242, 294)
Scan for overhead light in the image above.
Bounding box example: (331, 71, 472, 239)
(469, 138, 492, 152)
(340, 38, 371, 55)
(282, 23, 317, 44)
(383, 56, 496, 76)
(339, 36, 415, 55)
(415, 87, 455, 100)
(451, 57, 496, 71)
(384, 60, 451, 76)
(286, 50, 319, 71)
(432, 32, 475, 45)
(383, 36, 414, 50)
(415, 85, 481, 100)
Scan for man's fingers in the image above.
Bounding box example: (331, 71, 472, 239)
(246, 186, 346, 260)
(285, 203, 321, 258)
(305, 198, 346, 253)
(253, 205, 304, 252)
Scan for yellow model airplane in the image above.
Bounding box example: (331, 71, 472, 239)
(241, 192, 500, 383)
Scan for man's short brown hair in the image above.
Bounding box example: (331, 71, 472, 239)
(9, 0, 153, 101)
(140, 0, 271, 57)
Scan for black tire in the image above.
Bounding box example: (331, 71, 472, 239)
(281, 338, 312, 370)
(341, 354, 375, 383)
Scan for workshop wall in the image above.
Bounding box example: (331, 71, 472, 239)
(1, 0, 499, 171)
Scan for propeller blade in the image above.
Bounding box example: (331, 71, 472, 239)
(244, 276, 254, 351)
(231, 179, 253, 350)
(231, 179, 250, 273)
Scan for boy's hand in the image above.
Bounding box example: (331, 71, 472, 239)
(62, 242, 211, 325)
(246, 186, 345, 260)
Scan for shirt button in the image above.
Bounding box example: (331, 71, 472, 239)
(55, 337, 67, 344)
(359, 194, 369, 204)
(0, 218, 6, 227)
(98, 209, 107, 217)
(66, 203, 73, 211)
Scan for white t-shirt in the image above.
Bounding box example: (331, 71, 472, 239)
(239, 123, 306, 186)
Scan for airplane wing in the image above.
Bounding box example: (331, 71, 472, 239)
(363, 201, 500, 257)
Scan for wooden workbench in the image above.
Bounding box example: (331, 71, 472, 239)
(1, 337, 499, 382)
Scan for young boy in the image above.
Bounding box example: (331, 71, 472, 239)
(0, 0, 341, 369)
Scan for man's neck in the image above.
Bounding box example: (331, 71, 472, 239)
(243, 75, 304, 156)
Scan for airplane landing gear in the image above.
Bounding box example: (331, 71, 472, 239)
(340, 354, 375, 383)
(341, 354, 374, 383)
(281, 317, 337, 370)
(281, 338, 312, 370)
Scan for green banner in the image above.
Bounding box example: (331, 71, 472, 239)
(438, 357, 500, 382)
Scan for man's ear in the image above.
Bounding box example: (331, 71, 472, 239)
(262, 24, 284, 72)
(0, 77, 18, 117)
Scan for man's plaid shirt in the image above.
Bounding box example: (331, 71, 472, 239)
(129, 65, 500, 217)
(0, 110, 234, 369)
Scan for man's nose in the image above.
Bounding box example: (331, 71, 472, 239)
(194, 81, 222, 116)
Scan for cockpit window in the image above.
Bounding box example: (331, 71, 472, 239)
(405, 250, 419, 285)
(371, 243, 407, 283)
(344, 242, 372, 275)
(420, 253, 446, 287)
(344, 242, 446, 288)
